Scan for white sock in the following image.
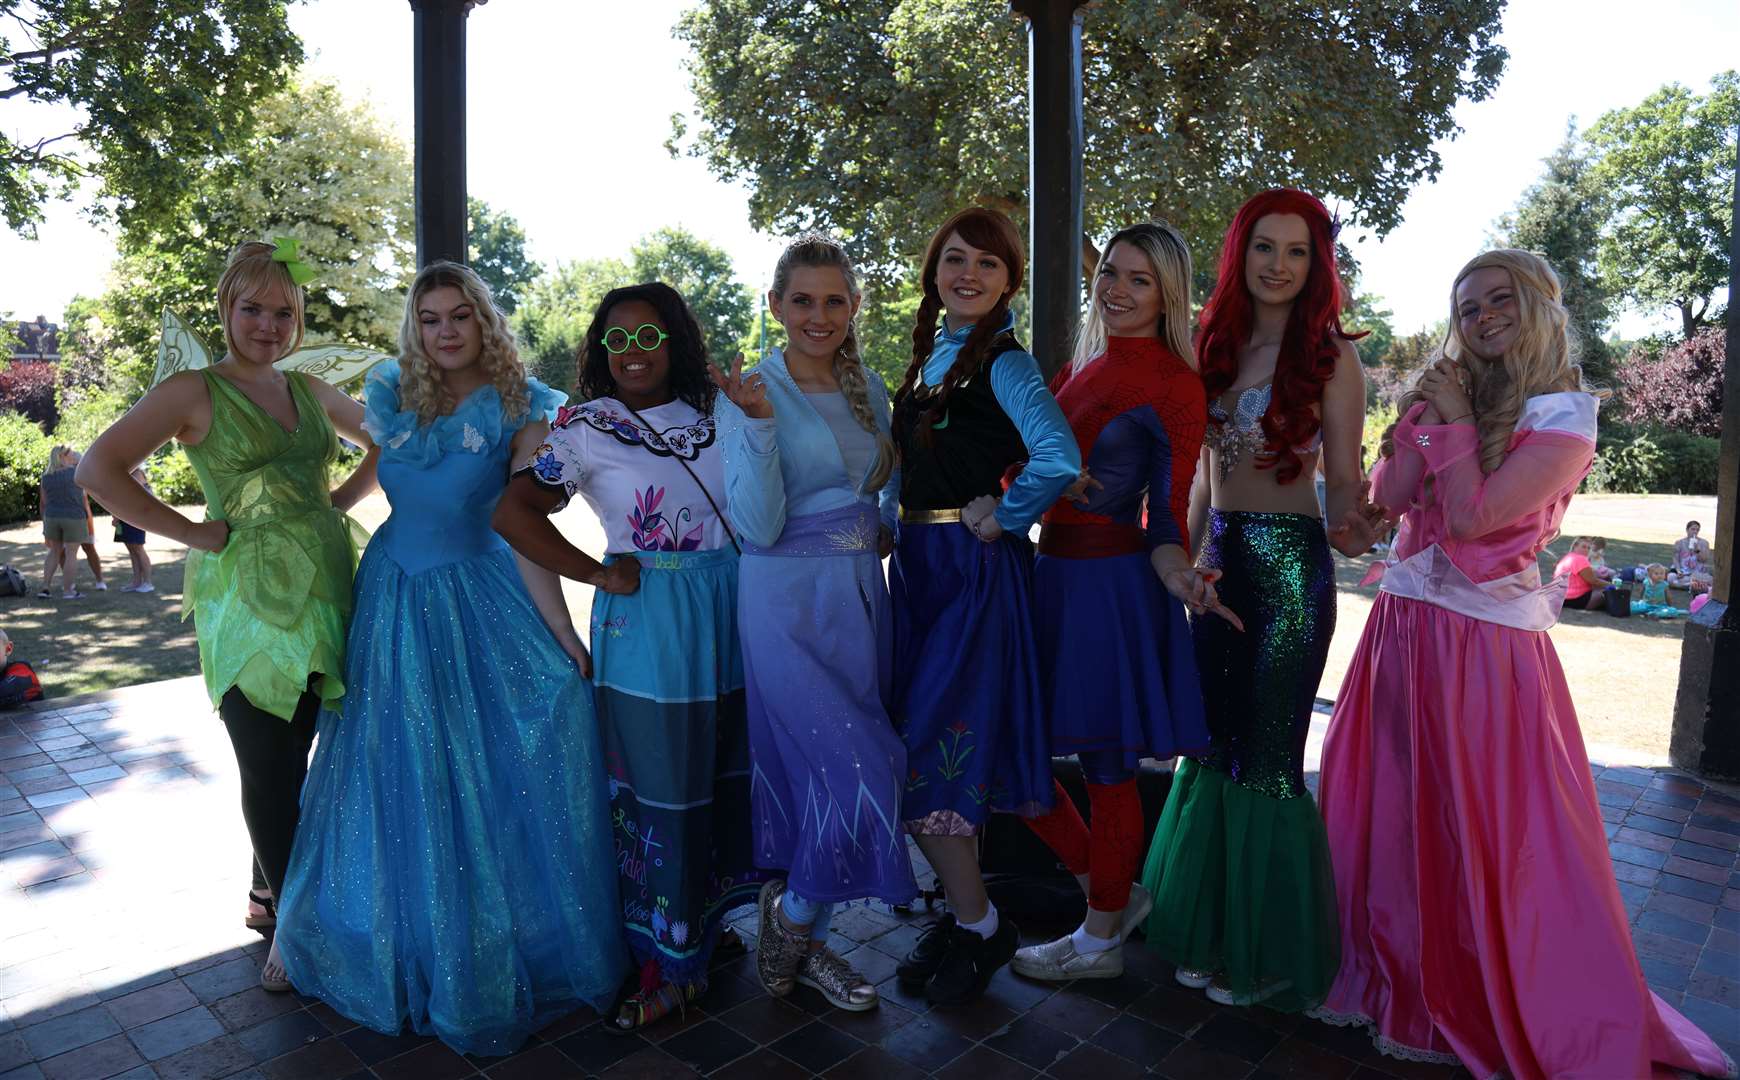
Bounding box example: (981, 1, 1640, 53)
(958, 902, 999, 940)
(1070, 925, 1117, 955)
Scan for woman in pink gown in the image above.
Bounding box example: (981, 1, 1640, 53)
(1315, 249, 1735, 1080)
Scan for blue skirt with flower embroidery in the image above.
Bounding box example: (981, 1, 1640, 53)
(591, 547, 767, 989)
(890, 522, 1054, 833)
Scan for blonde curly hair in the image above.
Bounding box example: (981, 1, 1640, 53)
(397, 261, 530, 425)
(1384, 249, 1599, 474)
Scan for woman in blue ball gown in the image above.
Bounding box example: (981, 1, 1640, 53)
(277, 262, 626, 1056)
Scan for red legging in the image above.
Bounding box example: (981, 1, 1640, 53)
(1023, 761, 1144, 913)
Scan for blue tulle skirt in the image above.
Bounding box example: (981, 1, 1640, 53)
(278, 543, 627, 1057)
(1033, 550, 1210, 770)
(890, 522, 1053, 830)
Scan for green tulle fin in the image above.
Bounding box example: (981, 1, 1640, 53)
(1140, 758, 1340, 1012)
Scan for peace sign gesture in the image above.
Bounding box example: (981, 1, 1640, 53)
(708, 352, 773, 418)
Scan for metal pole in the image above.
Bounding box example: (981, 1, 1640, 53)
(1011, 0, 1088, 382)
(409, 0, 469, 268)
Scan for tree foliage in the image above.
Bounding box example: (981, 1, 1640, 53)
(0, 0, 303, 236)
(672, 0, 1506, 284)
(1494, 128, 1613, 377)
(1587, 72, 1737, 340)
(1343, 290, 1395, 370)
(628, 228, 754, 365)
(1613, 328, 1725, 438)
(468, 198, 542, 314)
(0, 360, 58, 430)
(74, 80, 414, 398)
(512, 257, 629, 394)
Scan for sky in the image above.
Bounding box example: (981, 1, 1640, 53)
(0, 0, 1735, 340)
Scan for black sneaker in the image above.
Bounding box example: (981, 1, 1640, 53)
(895, 913, 958, 986)
(924, 917, 1018, 1007)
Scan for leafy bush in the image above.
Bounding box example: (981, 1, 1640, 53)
(1362, 401, 1399, 473)
(0, 361, 59, 430)
(50, 388, 131, 453)
(1649, 429, 1720, 494)
(0, 412, 52, 524)
(1612, 328, 1723, 437)
(147, 447, 205, 506)
(1583, 424, 1718, 494)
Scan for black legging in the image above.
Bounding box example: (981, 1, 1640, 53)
(1562, 589, 1603, 611)
(219, 686, 319, 900)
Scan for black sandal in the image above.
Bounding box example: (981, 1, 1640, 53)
(245, 889, 276, 930)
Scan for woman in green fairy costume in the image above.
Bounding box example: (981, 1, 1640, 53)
(79, 240, 377, 993)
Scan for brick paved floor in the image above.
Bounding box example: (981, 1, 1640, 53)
(1, 680, 1736, 1079)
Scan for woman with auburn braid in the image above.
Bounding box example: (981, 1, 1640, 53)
(886, 207, 1080, 1008)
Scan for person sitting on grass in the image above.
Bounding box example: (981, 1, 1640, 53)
(1630, 564, 1683, 619)
(1553, 536, 1605, 611)
(0, 629, 43, 711)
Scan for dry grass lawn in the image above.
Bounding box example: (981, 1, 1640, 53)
(0, 492, 1715, 759)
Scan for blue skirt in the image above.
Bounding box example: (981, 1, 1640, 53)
(1034, 550, 1209, 769)
(278, 544, 627, 1057)
(890, 522, 1052, 831)
(739, 504, 916, 905)
(592, 547, 766, 989)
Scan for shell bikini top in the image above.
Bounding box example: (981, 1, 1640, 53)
(1206, 380, 1322, 482)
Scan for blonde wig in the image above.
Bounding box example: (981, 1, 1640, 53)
(216, 241, 306, 361)
(770, 234, 895, 494)
(397, 261, 530, 426)
(1385, 249, 1597, 474)
(1073, 222, 1195, 373)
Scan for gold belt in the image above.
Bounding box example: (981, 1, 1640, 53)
(899, 506, 963, 525)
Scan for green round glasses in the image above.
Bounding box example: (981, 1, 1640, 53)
(602, 323, 670, 354)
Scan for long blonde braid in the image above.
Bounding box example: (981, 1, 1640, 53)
(773, 235, 894, 492)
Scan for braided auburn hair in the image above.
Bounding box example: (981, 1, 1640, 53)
(894, 207, 1026, 441)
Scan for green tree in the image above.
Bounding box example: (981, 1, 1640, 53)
(1343, 290, 1395, 370)
(628, 227, 753, 364)
(1587, 73, 1737, 340)
(468, 198, 542, 314)
(672, 1, 1506, 285)
(82, 79, 414, 399)
(1495, 128, 1613, 377)
(0, 0, 303, 236)
(512, 257, 629, 393)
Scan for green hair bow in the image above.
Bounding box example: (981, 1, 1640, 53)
(271, 236, 316, 286)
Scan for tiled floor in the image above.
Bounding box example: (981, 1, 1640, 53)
(1, 679, 1736, 1079)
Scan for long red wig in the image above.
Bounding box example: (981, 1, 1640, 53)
(1197, 188, 1357, 485)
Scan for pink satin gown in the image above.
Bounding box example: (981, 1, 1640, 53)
(1315, 395, 1735, 1080)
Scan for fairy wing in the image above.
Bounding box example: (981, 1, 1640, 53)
(150, 309, 217, 387)
(275, 343, 394, 388)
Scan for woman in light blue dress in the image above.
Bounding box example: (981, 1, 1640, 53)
(277, 262, 626, 1056)
(713, 236, 917, 1013)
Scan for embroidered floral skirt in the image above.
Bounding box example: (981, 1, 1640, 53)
(592, 547, 767, 990)
(890, 522, 1052, 835)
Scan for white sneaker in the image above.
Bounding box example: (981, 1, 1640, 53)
(93, 582, 108, 591)
(1205, 974, 1291, 1006)
(134, 582, 154, 593)
(1174, 965, 1216, 990)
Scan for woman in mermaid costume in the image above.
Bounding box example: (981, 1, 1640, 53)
(78, 240, 377, 994)
(1138, 189, 1371, 1010)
